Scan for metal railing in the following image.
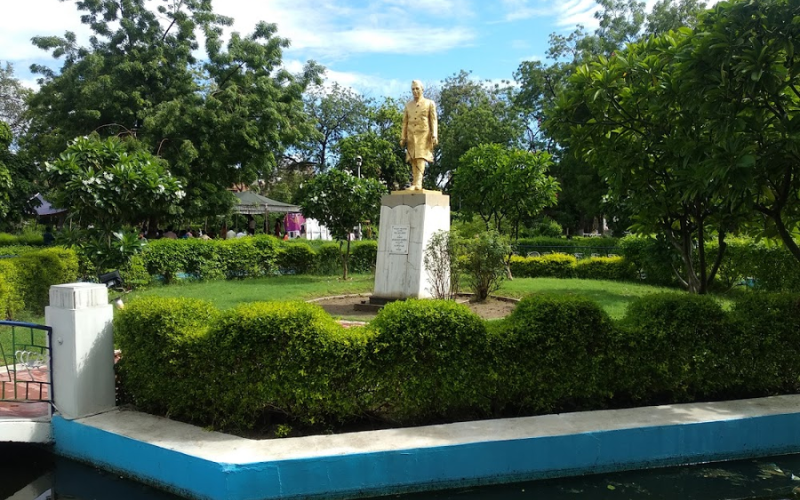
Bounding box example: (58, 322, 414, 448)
(513, 245, 621, 258)
(0, 321, 52, 407)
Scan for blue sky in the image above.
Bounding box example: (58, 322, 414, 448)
(0, 0, 705, 99)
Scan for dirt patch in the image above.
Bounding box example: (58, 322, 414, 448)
(310, 294, 517, 322)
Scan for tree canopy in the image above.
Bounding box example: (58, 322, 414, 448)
(24, 0, 321, 219)
(298, 169, 386, 279)
(452, 144, 559, 240)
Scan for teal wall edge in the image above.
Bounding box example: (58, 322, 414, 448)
(52, 413, 800, 500)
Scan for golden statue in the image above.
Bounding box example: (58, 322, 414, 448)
(401, 80, 438, 191)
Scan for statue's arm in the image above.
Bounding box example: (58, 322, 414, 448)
(430, 101, 438, 146)
(400, 105, 408, 146)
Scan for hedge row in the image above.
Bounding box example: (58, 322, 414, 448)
(0, 232, 45, 247)
(510, 254, 638, 281)
(618, 235, 800, 291)
(115, 292, 800, 433)
(0, 248, 79, 318)
(124, 237, 378, 285)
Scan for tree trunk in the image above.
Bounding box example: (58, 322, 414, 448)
(342, 236, 351, 280)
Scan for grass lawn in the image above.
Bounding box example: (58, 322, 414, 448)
(128, 274, 375, 310)
(497, 278, 688, 319)
(127, 274, 735, 321)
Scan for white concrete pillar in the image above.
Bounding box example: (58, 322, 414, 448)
(45, 283, 115, 420)
(372, 191, 450, 300)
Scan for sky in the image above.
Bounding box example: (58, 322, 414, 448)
(0, 0, 708, 99)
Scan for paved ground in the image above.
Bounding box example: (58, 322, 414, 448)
(0, 365, 50, 419)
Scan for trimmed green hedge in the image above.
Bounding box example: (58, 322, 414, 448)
(366, 299, 490, 422)
(0, 247, 79, 318)
(132, 237, 378, 285)
(490, 295, 613, 413)
(0, 232, 45, 247)
(115, 292, 800, 435)
(509, 254, 638, 281)
(612, 294, 730, 403)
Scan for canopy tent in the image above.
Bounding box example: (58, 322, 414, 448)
(31, 193, 68, 216)
(232, 191, 300, 215)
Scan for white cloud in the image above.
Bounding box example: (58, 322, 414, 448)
(214, 0, 476, 60)
(0, 0, 90, 63)
(554, 0, 599, 28)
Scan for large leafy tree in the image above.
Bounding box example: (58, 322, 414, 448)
(515, 0, 709, 234)
(298, 169, 385, 279)
(553, 33, 749, 294)
(25, 0, 320, 219)
(434, 71, 526, 191)
(679, 0, 800, 262)
(336, 98, 409, 190)
(452, 144, 559, 240)
(0, 62, 32, 140)
(0, 122, 14, 218)
(300, 83, 370, 171)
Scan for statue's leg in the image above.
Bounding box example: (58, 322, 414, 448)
(412, 159, 425, 190)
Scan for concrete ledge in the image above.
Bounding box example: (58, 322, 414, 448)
(53, 395, 800, 500)
(0, 419, 51, 443)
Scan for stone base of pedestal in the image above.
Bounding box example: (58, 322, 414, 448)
(371, 191, 450, 301)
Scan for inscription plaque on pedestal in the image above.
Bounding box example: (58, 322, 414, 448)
(390, 225, 409, 255)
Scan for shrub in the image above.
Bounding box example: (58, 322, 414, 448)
(120, 254, 152, 288)
(522, 217, 563, 238)
(490, 295, 613, 413)
(314, 243, 342, 275)
(208, 301, 371, 428)
(0, 245, 39, 256)
(276, 241, 316, 275)
(424, 231, 460, 300)
(617, 235, 678, 286)
(251, 236, 280, 275)
(366, 299, 489, 423)
(509, 253, 576, 278)
(0, 232, 45, 247)
(182, 239, 223, 280)
(216, 238, 261, 278)
(350, 240, 378, 273)
(575, 256, 638, 281)
(114, 297, 217, 422)
(461, 231, 511, 301)
(612, 293, 729, 403)
(8, 248, 80, 313)
(0, 260, 22, 319)
(725, 293, 800, 395)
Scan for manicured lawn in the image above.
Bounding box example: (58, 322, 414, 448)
(128, 274, 375, 310)
(126, 274, 730, 320)
(497, 278, 686, 319)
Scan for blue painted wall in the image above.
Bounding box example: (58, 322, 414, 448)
(52, 412, 800, 500)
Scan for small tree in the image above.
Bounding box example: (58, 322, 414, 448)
(453, 144, 560, 239)
(461, 230, 511, 302)
(298, 169, 386, 279)
(46, 135, 185, 273)
(423, 230, 462, 300)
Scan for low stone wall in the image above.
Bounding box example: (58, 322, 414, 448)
(52, 395, 800, 500)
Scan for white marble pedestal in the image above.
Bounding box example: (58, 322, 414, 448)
(370, 190, 450, 303)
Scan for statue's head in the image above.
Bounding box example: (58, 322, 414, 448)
(411, 80, 424, 100)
